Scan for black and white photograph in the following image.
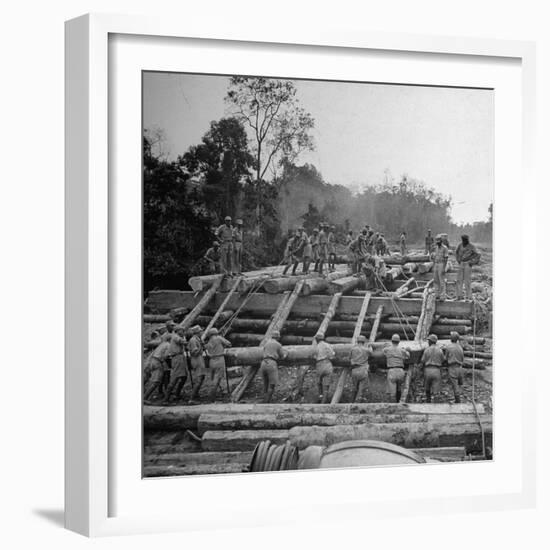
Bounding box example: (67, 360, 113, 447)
(142, 72, 494, 477)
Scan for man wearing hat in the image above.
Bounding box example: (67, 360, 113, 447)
(204, 328, 232, 401)
(204, 241, 221, 274)
(163, 326, 189, 402)
(431, 234, 449, 300)
(313, 332, 336, 403)
(444, 331, 465, 403)
(188, 325, 207, 401)
(349, 335, 373, 402)
(383, 334, 411, 402)
(216, 216, 234, 275)
(420, 334, 445, 403)
(232, 219, 244, 275)
(259, 330, 288, 403)
(327, 225, 336, 272)
(455, 234, 480, 300)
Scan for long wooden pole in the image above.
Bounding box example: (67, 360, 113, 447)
(177, 275, 224, 332)
(202, 277, 242, 341)
(331, 292, 371, 404)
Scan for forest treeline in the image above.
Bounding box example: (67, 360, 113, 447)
(144, 76, 492, 292)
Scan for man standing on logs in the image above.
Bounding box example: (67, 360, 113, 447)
(282, 227, 306, 276)
(455, 234, 481, 301)
(259, 330, 288, 403)
(400, 231, 407, 256)
(317, 223, 329, 275)
(188, 325, 207, 401)
(311, 228, 320, 272)
(349, 335, 372, 402)
(444, 331, 465, 403)
(383, 334, 410, 402)
(216, 215, 234, 276)
(163, 326, 189, 403)
(302, 230, 313, 274)
(431, 234, 449, 300)
(203, 241, 221, 274)
(313, 332, 335, 403)
(204, 328, 232, 401)
(425, 229, 434, 254)
(348, 233, 365, 273)
(232, 218, 244, 275)
(327, 225, 336, 272)
(420, 333, 445, 403)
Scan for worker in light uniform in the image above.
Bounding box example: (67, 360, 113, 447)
(259, 330, 288, 403)
(327, 225, 336, 272)
(317, 224, 329, 275)
(283, 227, 306, 276)
(380, 233, 388, 256)
(216, 216, 234, 276)
(420, 333, 445, 403)
(232, 219, 244, 275)
(163, 326, 189, 402)
(302, 230, 313, 274)
(399, 231, 407, 256)
(204, 328, 231, 401)
(203, 241, 221, 274)
(383, 334, 411, 402)
(144, 339, 171, 402)
(310, 228, 320, 272)
(348, 234, 365, 274)
(455, 234, 480, 300)
(313, 333, 335, 403)
(444, 331, 465, 403)
(431, 234, 449, 300)
(349, 335, 372, 402)
(425, 229, 434, 254)
(188, 325, 206, 401)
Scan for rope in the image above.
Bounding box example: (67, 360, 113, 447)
(374, 272, 414, 340)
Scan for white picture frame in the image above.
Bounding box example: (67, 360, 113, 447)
(65, 13, 537, 537)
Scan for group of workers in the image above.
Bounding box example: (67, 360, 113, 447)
(203, 216, 244, 276)
(144, 321, 232, 403)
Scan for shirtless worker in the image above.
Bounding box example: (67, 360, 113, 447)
(204, 328, 232, 401)
(383, 334, 411, 402)
(232, 218, 244, 275)
(216, 216, 234, 276)
(420, 334, 445, 403)
(313, 332, 335, 403)
(163, 326, 189, 402)
(431, 234, 449, 300)
(444, 331, 465, 403)
(259, 330, 288, 403)
(188, 325, 207, 401)
(349, 335, 372, 402)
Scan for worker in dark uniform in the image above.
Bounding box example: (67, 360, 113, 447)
(216, 216, 234, 275)
(444, 331, 465, 403)
(420, 333, 445, 402)
(313, 332, 335, 403)
(204, 241, 221, 274)
(455, 234, 481, 300)
(259, 330, 288, 403)
(425, 229, 434, 254)
(431, 234, 449, 300)
(327, 225, 336, 272)
(204, 328, 232, 401)
(232, 219, 244, 275)
(349, 335, 372, 402)
(163, 326, 189, 402)
(383, 334, 410, 402)
(188, 325, 206, 401)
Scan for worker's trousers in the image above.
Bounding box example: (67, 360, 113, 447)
(233, 242, 242, 273)
(456, 262, 472, 299)
(219, 242, 233, 274)
(433, 262, 446, 298)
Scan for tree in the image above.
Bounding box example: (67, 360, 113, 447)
(180, 117, 254, 222)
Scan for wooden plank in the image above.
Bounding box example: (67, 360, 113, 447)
(331, 292, 371, 404)
(202, 277, 242, 340)
(201, 429, 290, 452)
(177, 275, 224, 331)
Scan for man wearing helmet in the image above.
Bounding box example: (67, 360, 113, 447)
(232, 218, 244, 275)
(349, 334, 373, 402)
(259, 330, 288, 402)
(313, 332, 335, 403)
(216, 216, 234, 275)
(420, 333, 445, 402)
(204, 328, 232, 401)
(383, 334, 411, 402)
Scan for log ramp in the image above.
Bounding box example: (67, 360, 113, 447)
(143, 403, 490, 477)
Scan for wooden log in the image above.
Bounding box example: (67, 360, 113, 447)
(302, 269, 353, 295)
(145, 450, 253, 467)
(317, 292, 342, 338)
(414, 447, 466, 462)
(369, 305, 384, 343)
(201, 429, 290, 452)
(417, 262, 434, 274)
(202, 277, 242, 340)
(177, 275, 224, 331)
(331, 292, 371, 403)
(143, 402, 486, 431)
(402, 262, 418, 274)
(263, 275, 308, 294)
(288, 418, 492, 450)
(146, 291, 474, 318)
(435, 318, 472, 326)
(381, 254, 431, 265)
(415, 281, 436, 342)
(380, 323, 470, 335)
(143, 314, 171, 323)
(189, 266, 286, 293)
(328, 275, 361, 295)
(229, 334, 357, 346)
(462, 358, 486, 369)
(187, 274, 223, 293)
(143, 463, 247, 477)
(464, 350, 492, 359)
(393, 278, 414, 298)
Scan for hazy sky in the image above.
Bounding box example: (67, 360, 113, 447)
(143, 72, 494, 224)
